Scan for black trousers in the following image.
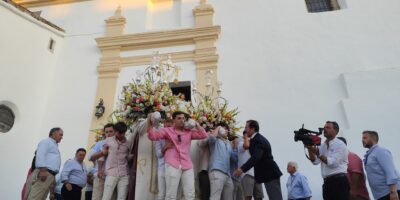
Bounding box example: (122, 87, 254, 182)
(85, 191, 92, 200)
(54, 193, 62, 200)
(198, 170, 210, 200)
(61, 184, 82, 200)
(323, 173, 350, 200)
(378, 191, 400, 200)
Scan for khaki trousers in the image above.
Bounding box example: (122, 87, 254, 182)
(25, 169, 55, 200)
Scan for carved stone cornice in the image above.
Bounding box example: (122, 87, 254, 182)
(96, 26, 221, 51)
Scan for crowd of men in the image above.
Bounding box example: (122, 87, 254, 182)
(22, 112, 400, 200)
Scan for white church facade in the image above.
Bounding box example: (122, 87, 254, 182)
(1, 0, 400, 199)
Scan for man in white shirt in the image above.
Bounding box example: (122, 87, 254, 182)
(25, 127, 63, 200)
(237, 131, 263, 200)
(308, 121, 349, 200)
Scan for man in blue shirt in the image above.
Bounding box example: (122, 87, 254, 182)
(208, 125, 235, 200)
(286, 161, 312, 200)
(229, 136, 243, 200)
(25, 127, 63, 200)
(362, 130, 400, 200)
(61, 148, 88, 199)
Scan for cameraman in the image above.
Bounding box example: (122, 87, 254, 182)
(307, 121, 349, 200)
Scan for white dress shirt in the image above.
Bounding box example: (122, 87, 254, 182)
(312, 137, 348, 178)
(35, 137, 61, 173)
(238, 139, 254, 177)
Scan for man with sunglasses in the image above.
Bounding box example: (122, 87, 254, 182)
(147, 111, 207, 200)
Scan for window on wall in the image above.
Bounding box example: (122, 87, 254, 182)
(0, 105, 15, 133)
(305, 0, 340, 13)
(48, 38, 55, 52)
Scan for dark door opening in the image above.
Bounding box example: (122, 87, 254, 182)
(169, 81, 191, 101)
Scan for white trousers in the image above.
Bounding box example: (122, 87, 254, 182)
(92, 176, 117, 200)
(101, 175, 129, 200)
(157, 168, 166, 200)
(165, 163, 195, 200)
(209, 170, 234, 200)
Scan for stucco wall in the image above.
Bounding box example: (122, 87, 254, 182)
(0, 1, 64, 198)
(1, 0, 399, 199)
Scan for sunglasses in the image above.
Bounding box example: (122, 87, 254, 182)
(177, 135, 181, 143)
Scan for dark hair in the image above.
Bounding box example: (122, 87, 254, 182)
(337, 137, 347, 145)
(228, 135, 239, 141)
(76, 148, 86, 154)
(114, 122, 128, 134)
(363, 130, 379, 142)
(246, 120, 259, 132)
(172, 111, 187, 119)
(164, 118, 173, 123)
(48, 127, 62, 137)
(103, 123, 114, 131)
(326, 121, 339, 134)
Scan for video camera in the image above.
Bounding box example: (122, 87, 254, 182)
(294, 124, 323, 146)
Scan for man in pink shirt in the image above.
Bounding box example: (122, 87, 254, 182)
(337, 137, 370, 200)
(147, 111, 207, 200)
(101, 122, 133, 200)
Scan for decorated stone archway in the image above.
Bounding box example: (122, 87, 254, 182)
(87, 1, 221, 149)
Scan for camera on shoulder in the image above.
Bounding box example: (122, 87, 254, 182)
(294, 124, 323, 146)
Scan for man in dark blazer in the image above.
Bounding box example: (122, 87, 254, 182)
(234, 120, 283, 200)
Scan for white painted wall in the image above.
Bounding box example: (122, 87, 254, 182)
(212, 0, 400, 199)
(1, 0, 399, 199)
(0, 2, 64, 199)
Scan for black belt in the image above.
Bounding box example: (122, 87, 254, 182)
(47, 169, 57, 176)
(324, 173, 346, 181)
(70, 183, 83, 189)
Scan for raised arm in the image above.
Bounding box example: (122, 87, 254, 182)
(190, 122, 207, 140)
(307, 145, 320, 165)
(147, 116, 168, 141)
(243, 134, 250, 150)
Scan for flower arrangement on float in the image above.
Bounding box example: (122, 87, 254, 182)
(97, 52, 240, 137)
(91, 128, 104, 142)
(190, 69, 241, 137)
(190, 95, 240, 137)
(111, 53, 182, 127)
